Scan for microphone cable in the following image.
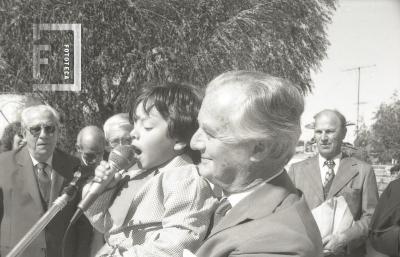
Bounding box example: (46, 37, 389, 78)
(61, 218, 74, 257)
(61, 167, 92, 257)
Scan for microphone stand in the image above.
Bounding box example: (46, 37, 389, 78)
(5, 194, 70, 257)
(5, 171, 84, 257)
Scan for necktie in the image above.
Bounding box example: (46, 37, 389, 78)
(323, 160, 335, 199)
(212, 198, 232, 226)
(37, 162, 51, 204)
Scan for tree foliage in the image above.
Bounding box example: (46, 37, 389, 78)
(0, 0, 336, 152)
(353, 123, 374, 163)
(353, 93, 400, 163)
(371, 93, 400, 162)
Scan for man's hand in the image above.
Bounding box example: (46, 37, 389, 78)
(323, 234, 347, 256)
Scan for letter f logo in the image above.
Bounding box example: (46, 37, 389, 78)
(33, 24, 50, 80)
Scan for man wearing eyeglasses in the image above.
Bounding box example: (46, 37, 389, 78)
(0, 105, 92, 257)
(103, 113, 133, 155)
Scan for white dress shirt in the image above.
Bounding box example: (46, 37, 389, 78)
(226, 169, 285, 210)
(29, 154, 54, 180)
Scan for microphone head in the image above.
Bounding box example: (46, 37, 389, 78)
(109, 145, 137, 170)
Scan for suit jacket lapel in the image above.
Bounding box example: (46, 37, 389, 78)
(49, 171, 65, 204)
(328, 157, 358, 198)
(307, 156, 324, 202)
(16, 147, 44, 212)
(50, 150, 66, 200)
(208, 173, 291, 238)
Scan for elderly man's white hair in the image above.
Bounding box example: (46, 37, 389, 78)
(206, 70, 304, 168)
(21, 104, 60, 128)
(103, 113, 132, 140)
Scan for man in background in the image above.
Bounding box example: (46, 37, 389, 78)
(103, 113, 133, 158)
(289, 109, 379, 257)
(76, 125, 106, 177)
(75, 125, 106, 257)
(0, 105, 92, 257)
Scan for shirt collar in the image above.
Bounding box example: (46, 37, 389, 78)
(318, 153, 342, 168)
(226, 169, 285, 208)
(158, 154, 192, 173)
(126, 154, 193, 178)
(29, 153, 53, 169)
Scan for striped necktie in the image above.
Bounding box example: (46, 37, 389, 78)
(37, 162, 51, 204)
(323, 160, 335, 199)
(212, 197, 232, 226)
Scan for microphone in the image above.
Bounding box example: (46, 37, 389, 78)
(61, 162, 96, 201)
(60, 170, 86, 200)
(77, 144, 137, 212)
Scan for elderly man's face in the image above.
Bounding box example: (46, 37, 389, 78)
(314, 112, 346, 160)
(107, 125, 133, 150)
(190, 88, 255, 192)
(23, 110, 59, 162)
(77, 142, 105, 166)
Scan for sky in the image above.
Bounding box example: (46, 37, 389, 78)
(301, 0, 400, 143)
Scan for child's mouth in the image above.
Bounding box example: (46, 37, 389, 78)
(133, 147, 142, 156)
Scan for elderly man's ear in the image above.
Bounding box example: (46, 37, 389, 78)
(250, 141, 269, 162)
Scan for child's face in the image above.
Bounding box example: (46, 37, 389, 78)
(130, 101, 179, 170)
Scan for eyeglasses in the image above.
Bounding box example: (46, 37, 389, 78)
(108, 137, 132, 147)
(25, 124, 57, 137)
(81, 152, 103, 165)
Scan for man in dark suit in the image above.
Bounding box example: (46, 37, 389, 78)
(288, 109, 379, 257)
(190, 70, 323, 257)
(75, 125, 106, 177)
(75, 125, 106, 257)
(369, 177, 400, 257)
(0, 105, 92, 257)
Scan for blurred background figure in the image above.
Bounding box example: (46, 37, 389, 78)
(76, 125, 106, 173)
(75, 125, 106, 257)
(0, 121, 25, 152)
(103, 113, 133, 155)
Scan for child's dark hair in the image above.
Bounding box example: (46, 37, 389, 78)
(129, 82, 203, 163)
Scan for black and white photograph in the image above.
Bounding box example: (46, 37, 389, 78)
(0, 0, 399, 257)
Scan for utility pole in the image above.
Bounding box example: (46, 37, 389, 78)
(343, 64, 376, 138)
(0, 110, 9, 124)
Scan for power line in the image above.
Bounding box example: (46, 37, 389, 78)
(0, 110, 9, 123)
(342, 64, 376, 138)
